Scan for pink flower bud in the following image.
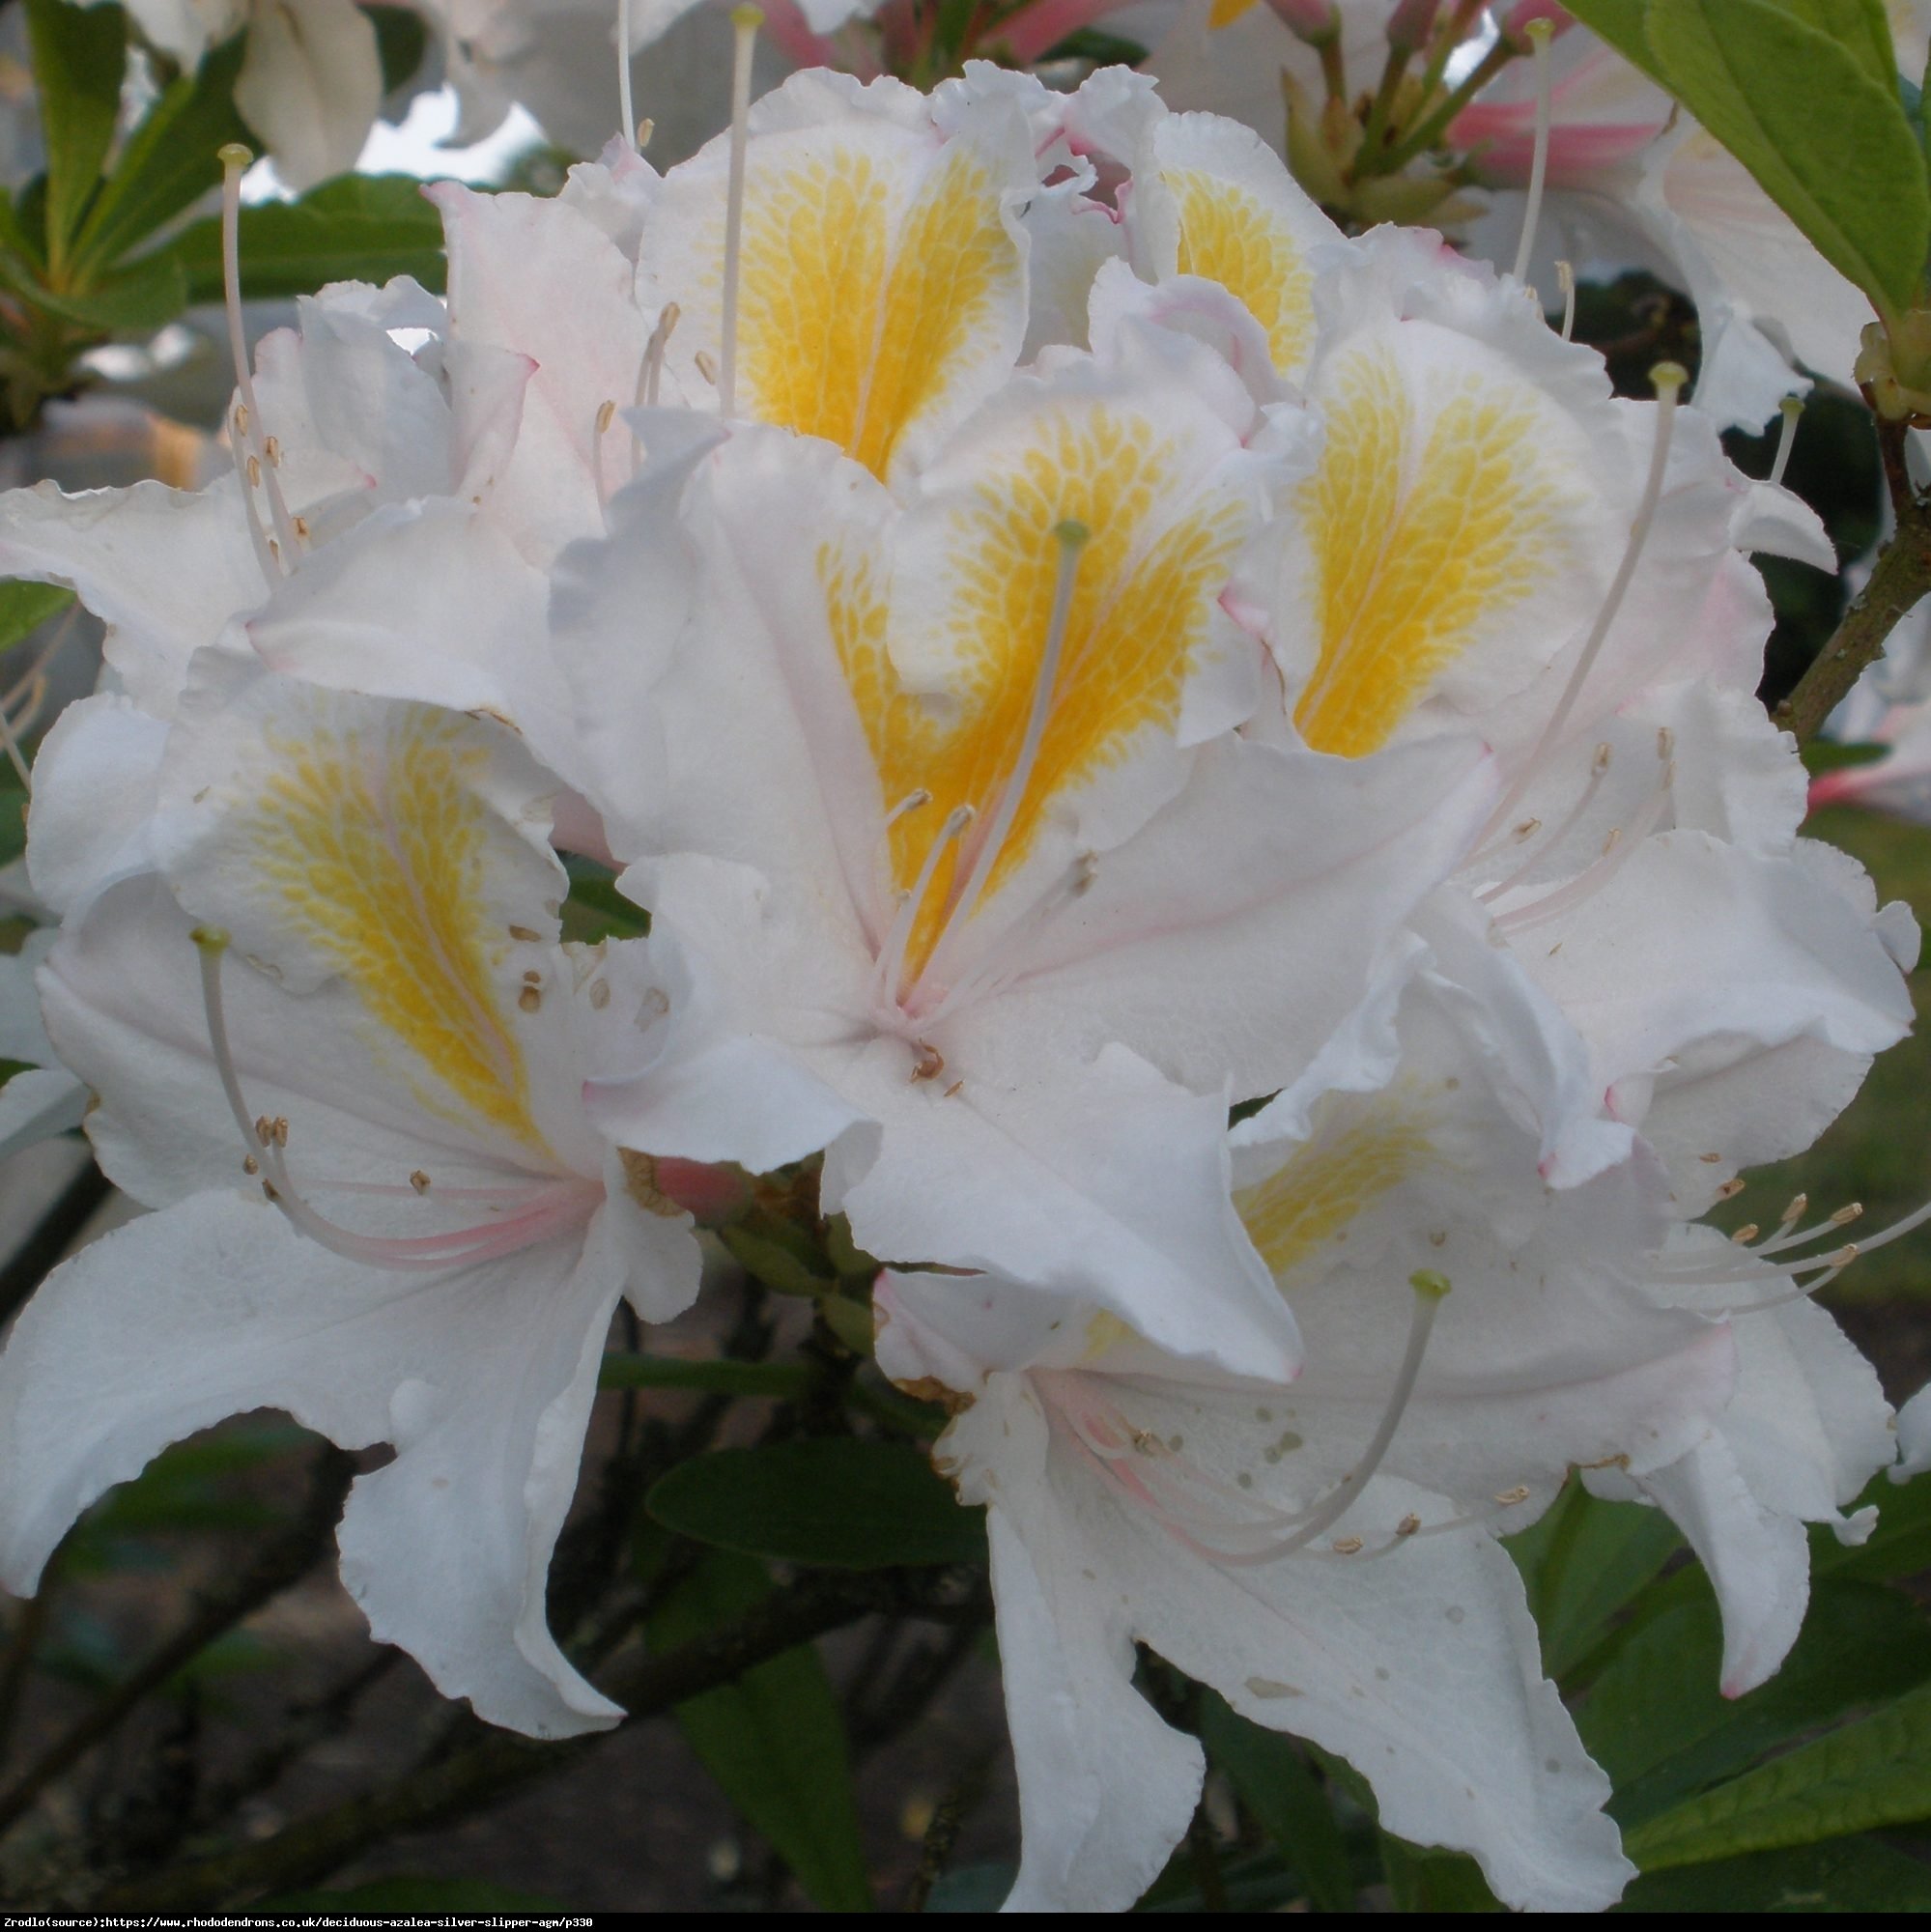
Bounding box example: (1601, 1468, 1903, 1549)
(1265, 0, 1340, 43)
(1383, 0, 1440, 54)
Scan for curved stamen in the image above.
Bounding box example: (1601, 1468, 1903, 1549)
(1556, 260, 1576, 342)
(872, 805, 973, 1009)
(718, 6, 762, 419)
(1477, 741, 1609, 900)
(1476, 362, 1687, 851)
(1770, 394, 1803, 490)
(1510, 17, 1555, 288)
(920, 849, 1098, 1028)
(920, 521, 1090, 994)
(617, 0, 638, 156)
(1492, 753, 1673, 932)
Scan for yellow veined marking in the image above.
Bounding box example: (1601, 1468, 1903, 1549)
(1082, 1308, 1137, 1362)
(1207, 0, 1261, 23)
(1166, 168, 1316, 379)
(824, 405, 1247, 977)
(736, 142, 1010, 481)
(242, 712, 544, 1149)
(1293, 348, 1551, 757)
(1235, 1108, 1436, 1281)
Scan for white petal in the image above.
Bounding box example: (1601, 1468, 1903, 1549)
(24, 694, 168, 916)
(235, 0, 383, 191)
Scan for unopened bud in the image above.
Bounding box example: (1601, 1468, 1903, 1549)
(1266, 0, 1339, 43)
(1384, 0, 1440, 54)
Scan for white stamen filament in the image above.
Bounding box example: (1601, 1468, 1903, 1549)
(1493, 755, 1673, 932)
(1477, 362, 1687, 850)
(1477, 741, 1610, 900)
(718, 7, 762, 420)
(921, 521, 1090, 992)
(1511, 18, 1555, 288)
(192, 929, 592, 1271)
(637, 302, 680, 412)
(922, 850, 1098, 1028)
(617, 0, 638, 156)
(872, 805, 973, 1009)
(593, 397, 617, 515)
(1770, 395, 1803, 490)
(1556, 260, 1576, 341)
(218, 146, 299, 569)
(0, 693, 29, 792)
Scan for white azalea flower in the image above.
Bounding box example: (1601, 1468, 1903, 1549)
(875, 952, 1739, 1911)
(0, 930, 85, 1162)
(0, 658, 812, 1736)
(557, 279, 1493, 1378)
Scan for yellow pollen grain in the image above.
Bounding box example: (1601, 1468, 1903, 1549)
(241, 712, 543, 1148)
(1166, 167, 1315, 379)
(826, 406, 1246, 975)
(736, 143, 1008, 482)
(1293, 350, 1550, 757)
(1235, 1108, 1435, 1281)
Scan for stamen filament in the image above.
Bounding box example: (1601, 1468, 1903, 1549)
(718, 7, 762, 420)
(873, 805, 972, 1009)
(1477, 362, 1687, 849)
(1493, 755, 1673, 932)
(1770, 395, 1803, 490)
(1557, 260, 1576, 341)
(1511, 18, 1555, 288)
(218, 146, 299, 567)
(1476, 741, 1609, 899)
(617, 0, 638, 156)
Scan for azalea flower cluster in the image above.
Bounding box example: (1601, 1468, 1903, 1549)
(0, 51, 1917, 1912)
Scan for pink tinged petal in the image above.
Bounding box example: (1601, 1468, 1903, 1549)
(1626, 1435, 1809, 1697)
(428, 182, 652, 562)
(235, 0, 384, 192)
(0, 1190, 628, 1737)
(0, 478, 262, 717)
(24, 695, 167, 916)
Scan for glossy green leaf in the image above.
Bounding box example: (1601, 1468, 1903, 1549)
(0, 580, 75, 653)
(649, 1549, 870, 1912)
(1507, 1480, 1683, 1680)
(1616, 1835, 1931, 1912)
(6, 248, 186, 331)
(647, 1437, 986, 1570)
(597, 1351, 812, 1398)
(1199, 1690, 1356, 1911)
(1642, 0, 1929, 316)
(24, 0, 125, 262)
(1560, 0, 1667, 82)
(1624, 1678, 1931, 1869)
(71, 34, 248, 274)
(161, 174, 446, 304)
(1579, 1577, 1931, 1825)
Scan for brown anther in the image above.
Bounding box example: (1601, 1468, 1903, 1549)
(518, 984, 542, 1012)
(268, 536, 281, 564)
(1658, 725, 1675, 760)
(246, 453, 262, 488)
(254, 1114, 275, 1146)
(1717, 1178, 1747, 1200)
(262, 1179, 279, 1202)
(1832, 1243, 1860, 1267)
(1832, 1202, 1864, 1225)
(1698, 1151, 1723, 1163)
(910, 1041, 945, 1082)
(272, 1117, 289, 1148)
(1495, 1486, 1530, 1506)
(694, 349, 719, 384)
(410, 1170, 431, 1194)
(589, 979, 611, 1010)
(235, 403, 249, 435)
(1395, 1514, 1422, 1537)
(1781, 1191, 1807, 1223)
(1512, 817, 1540, 840)
(508, 923, 540, 941)
(1592, 742, 1612, 776)
(943, 1078, 964, 1098)
(264, 435, 282, 467)
(1578, 1452, 1631, 1471)
(595, 398, 616, 435)
(1131, 1428, 1159, 1455)
(1601, 826, 1621, 857)
(292, 514, 311, 541)
(522, 968, 542, 985)
(241, 1153, 259, 1176)
(1730, 1223, 1760, 1245)
(636, 116, 655, 147)
(1331, 1536, 1364, 1554)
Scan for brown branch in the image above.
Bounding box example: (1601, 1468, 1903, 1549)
(0, 1448, 355, 1840)
(95, 1569, 977, 1911)
(1775, 413, 1931, 744)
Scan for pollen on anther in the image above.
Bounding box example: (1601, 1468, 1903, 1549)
(595, 399, 616, 436)
(522, 969, 542, 985)
(1495, 1486, 1530, 1506)
(410, 1170, 431, 1194)
(264, 435, 282, 468)
(508, 923, 541, 941)
(519, 984, 542, 1012)
(1395, 1514, 1421, 1537)
(1698, 1151, 1723, 1164)
(694, 349, 719, 386)
(241, 1153, 259, 1176)
(1832, 1202, 1864, 1226)
(1512, 818, 1540, 840)
(272, 1117, 289, 1147)
(1718, 1178, 1747, 1200)
(1730, 1222, 1760, 1244)
(589, 980, 611, 1010)
(1331, 1536, 1364, 1554)
(247, 454, 262, 488)
(1592, 743, 1612, 777)
(254, 1114, 274, 1146)
(1658, 726, 1675, 760)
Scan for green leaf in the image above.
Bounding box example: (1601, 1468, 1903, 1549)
(1042, 26, 1150, 66)
(160, 174, 446, 305)
(647, 1437, 986, 1570)
(1617, 1835, 1931, 1912)
(1803, 738, 1889, 774)
(1578, 1577, 1931, 1826)
(1380, 1837, 1502, 1912)
(1198, 1690, 1356, 1911)
(24, 0, 126, 265)
(1641, 0, 1930, 317)
(1623, 1678, 1931, 1869)
(1506, 1480, 1683, 1681)
(71, 34, 249, 274)
(649, 1549, 871, 1912)
(561, 853, 648, 941)
(3, 247, 186, 331)
(260, 1878, 570, 1912)
(1560, 0, 1667, 83)
(718, 1219, 837, 1297)
(1816, 1467, 1931, 1582)
(0, 580, 75, 653)
(598, 1351, 813, 1398)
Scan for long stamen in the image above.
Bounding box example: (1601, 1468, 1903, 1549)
(873, 805, 973, 1009)
(1556, 259, 1576, 341)
(192, 929, 589, 1271)
(718, 6, 762, 420)
(1770, 394, 1803, 489)
(1510, 17, 1555, 288)
(1477, 741, 1609, 899)
(636, 302, 680, 412)
(922, 521, 1089, 990)
(922, 850, 1097, 1028)
(617, 0, 638, 156)
(593, 397, 617, 515)
(1477, 362, 1687, 848)
(1492, 753, 1673, 932)
(0, 692, 30, 792)
(218, 146, 299, 568)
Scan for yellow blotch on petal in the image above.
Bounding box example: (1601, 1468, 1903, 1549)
(242, 713, 543, 1149)
(1235, 1107, 1435, 1281)
(827, 406, 1247, 974)
(1166, 167, 1316, 379)
(1207, 0, 1261, 22)
(736, 141, 1011, 482)
(1292, 349, 1549, 757)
